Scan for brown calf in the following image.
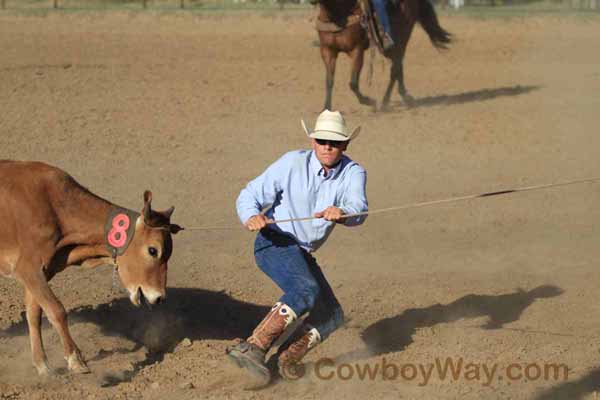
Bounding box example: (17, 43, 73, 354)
(0, 160, 182, 375)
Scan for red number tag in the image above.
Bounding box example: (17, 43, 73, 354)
(107, 213, 130, 248)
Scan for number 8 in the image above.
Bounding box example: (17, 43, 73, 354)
(108, 214, 130, 248)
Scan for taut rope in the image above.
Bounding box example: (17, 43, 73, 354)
(184, 177, 600, 231)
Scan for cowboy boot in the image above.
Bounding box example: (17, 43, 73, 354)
(227, 302, 297, 387)
(277, 326, 322, 380)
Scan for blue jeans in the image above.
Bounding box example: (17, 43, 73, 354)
(372, 0, 392, 38)
(254, 229, 344, 341)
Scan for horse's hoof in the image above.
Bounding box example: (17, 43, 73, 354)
(67, 351, 91, 374)
(360, 97, 376, 107)
(379, 103, 392, 113)
(402, 95, 415, 107)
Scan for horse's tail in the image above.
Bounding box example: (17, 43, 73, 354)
(417, 0, 451, 49)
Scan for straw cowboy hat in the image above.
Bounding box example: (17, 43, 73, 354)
(301, 110, 360, 142)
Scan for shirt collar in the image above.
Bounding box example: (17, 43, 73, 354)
(309, 150, 345, 179)
(309, 150, 324, 176)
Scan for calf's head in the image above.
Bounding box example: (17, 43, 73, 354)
(117, 191, 183, 307)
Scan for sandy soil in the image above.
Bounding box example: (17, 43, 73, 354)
(1, 9, 600, 400)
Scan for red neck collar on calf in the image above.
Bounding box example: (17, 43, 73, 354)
(104, 208, 140, 259)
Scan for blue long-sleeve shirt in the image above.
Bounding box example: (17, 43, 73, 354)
(236, 150, 368, 252)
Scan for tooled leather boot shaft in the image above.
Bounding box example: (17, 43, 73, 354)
(278, 326, 322, 367)
(247, 302, 297, 351)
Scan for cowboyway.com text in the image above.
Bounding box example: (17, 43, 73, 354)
(302, 357, 569, 385)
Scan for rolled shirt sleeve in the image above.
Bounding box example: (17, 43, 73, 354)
(339, 167, 368, 227)
(236, 150, 368, 251)
(236, 153, 287, 225)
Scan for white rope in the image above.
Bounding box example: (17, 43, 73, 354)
(184, 177, 600, 231)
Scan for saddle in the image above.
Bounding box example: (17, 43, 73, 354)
(315, 2, 363, 33)
(315, 0, 387, 55)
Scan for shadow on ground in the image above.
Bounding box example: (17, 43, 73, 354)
(0, 287, 269, 386)
(533, 368, 600, 400)
(338, 285, 563, 362)
(387, 85, 540, 110)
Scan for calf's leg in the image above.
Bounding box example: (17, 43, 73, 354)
(17, 263, 90, 374)
(25, 288, 51, 375)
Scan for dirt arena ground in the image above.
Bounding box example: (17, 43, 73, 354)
(1, 8, 600, 400)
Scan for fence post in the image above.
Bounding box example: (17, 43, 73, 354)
(1, 0, 5, 10)
(181, 0, 185, 8)
(142, 0, 147, 8)
(54, 0, 58, 8)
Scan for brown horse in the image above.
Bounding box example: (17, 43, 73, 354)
(317, 0, 451, 110)
(0, 160, 182, 375)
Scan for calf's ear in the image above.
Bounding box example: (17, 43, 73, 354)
(142, 190, 153, 222)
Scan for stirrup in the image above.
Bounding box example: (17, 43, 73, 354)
(382, 33, 395, 52)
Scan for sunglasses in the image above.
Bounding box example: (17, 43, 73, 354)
(315, 138, 345, 148)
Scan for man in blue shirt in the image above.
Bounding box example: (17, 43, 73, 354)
(227, 110, 368, 387)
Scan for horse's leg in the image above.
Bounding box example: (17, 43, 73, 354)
(394, 23, 416, 106)
(393, 58, 414, 106)
(17, 263, 90, 374)
(381, 5, 416, 110)
(380, 63, 397, 111)
(348, 46, 376, 107)
(25, 288, 51, 375)
(382, 55, 413, 110)
(321, 45, 338, 111)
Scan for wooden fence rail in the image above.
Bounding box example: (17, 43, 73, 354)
(0, 0, 596, 11)
(0, 1, 189, 10)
